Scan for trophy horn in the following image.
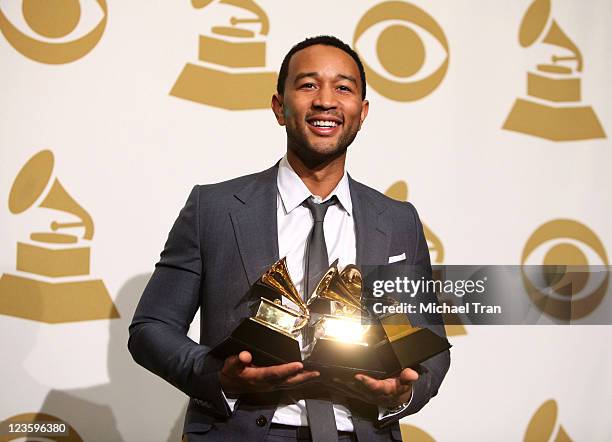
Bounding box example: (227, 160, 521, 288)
(308, 260, 365, 314)
(258, 257, 309, 318)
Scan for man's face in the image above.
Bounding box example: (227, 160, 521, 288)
(272, 44, 369, 166)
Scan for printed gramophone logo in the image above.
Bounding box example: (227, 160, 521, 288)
(353, 1, 449, 102)
(0, 0, 107, 64)
(385, 181, 444, 263)
(0, 150, 118, 323)
(503, 0, 606, 141)
(523, 400, 573, 442)
(521, 219, 608, 321)
(385, 180, 467, 337)
(0, 412, 83, 442)
(170, 0, 277, 110)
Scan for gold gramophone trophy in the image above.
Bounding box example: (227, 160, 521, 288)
(303, 261, 386, 377)
(304, 260, 451, 380)
(503, 0, 605, 141)
(213, 257, 309, 365)
(170, 0, 277, 110)
(0, 150, 118, 323)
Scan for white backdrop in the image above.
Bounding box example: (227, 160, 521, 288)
(1, 0, 611, 441)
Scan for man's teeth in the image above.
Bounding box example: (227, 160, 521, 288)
(311, 120, 338, 127)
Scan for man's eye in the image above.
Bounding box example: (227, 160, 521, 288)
(300, 83, 316, 89)
(338, 85, 352, 92)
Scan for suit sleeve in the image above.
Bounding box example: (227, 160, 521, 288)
(379, 202, 451, 427)
(128, 185, 231, 418)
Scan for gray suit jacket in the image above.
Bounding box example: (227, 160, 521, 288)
(128, 163, 450, 441)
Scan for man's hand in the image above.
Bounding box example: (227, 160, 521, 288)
(330, 368, 418, 409)
(219, 351, 320, 395)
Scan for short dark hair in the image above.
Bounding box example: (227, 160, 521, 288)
(276, 35, 367, 100)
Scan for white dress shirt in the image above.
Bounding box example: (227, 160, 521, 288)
(272, 155, 356, 431)
(224, 155, 409, 429)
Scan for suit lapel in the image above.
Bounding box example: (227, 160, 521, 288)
(349, 176, 392, 266)
(230, 165, 280, 286)
(230, 168, 390, 283)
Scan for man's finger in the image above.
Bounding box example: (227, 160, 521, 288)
(390, 377, 411, 396)
(399, 368, 419, 385)
(355, 374, 381, 389)
(238, 351, 253, 365)
(223, 354, 248, 377)
(355, 374, 408, 396)
(355, 374, 388, 394)
(251, 362, 304, 383)
(282, 370, 320, 387)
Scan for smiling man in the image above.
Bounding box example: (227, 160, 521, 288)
(129, 36, 450, 442)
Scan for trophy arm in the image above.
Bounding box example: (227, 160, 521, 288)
(292, 313, 310, 334)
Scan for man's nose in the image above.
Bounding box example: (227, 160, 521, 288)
(312, 85, 337, 109)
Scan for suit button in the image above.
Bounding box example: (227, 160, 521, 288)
(255, 415, 267, 427)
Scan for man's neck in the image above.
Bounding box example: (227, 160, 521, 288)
(286, 149, 346, 199)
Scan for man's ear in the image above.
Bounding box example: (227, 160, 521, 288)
(358, 99, 369, 129)
(271, 93, 286, 126)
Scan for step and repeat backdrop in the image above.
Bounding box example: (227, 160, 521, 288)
(1, 0, 611, 441)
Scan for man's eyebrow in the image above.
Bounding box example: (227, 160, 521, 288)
(294, 72, 318, 83)
(293, 72, 358, 86)
(337, 74, 357, 85)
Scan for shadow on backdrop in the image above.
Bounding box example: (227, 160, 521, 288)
(36, 273, 189, 442)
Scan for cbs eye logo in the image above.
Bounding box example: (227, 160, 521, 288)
(521, 219, 609, 321)
(353, 1, 449, 102)
(0, 0, 107, 64)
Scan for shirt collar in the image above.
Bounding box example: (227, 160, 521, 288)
(277, 155, 353, 216)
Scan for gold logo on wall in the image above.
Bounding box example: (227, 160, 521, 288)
(524, 400, 573, 442)
(353, 1, 449, 102)
(400, 424, 435, 442)
(0, 412, 83, 442)
(521, 219, 608, 321)
(0, 0, 107, 64)
(170, 0, 277, 110)
(385, 181, 444, 263)
(385, 180, 466, 337)
(503, 0, 606, 141)
(0, 150, 118, 323)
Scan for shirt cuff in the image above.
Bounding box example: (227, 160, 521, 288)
(377, 387, 414, 421)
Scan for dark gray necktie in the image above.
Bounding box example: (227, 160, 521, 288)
(303, 196, 339, 442)
(303, 196, 338, 302)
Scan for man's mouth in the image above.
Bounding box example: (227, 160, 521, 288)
(306, 116, 342, 136)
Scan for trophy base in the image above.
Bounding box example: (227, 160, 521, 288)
(304, 338, 387, 380)
(503, 98, 606, 141)
(213, 318, 301, 366)
(376, 327, 451, 375)
(170, 63, 277, 110)
(0, 273, 119, 323)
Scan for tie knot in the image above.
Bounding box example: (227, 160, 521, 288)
(304, 196, 337, 222)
